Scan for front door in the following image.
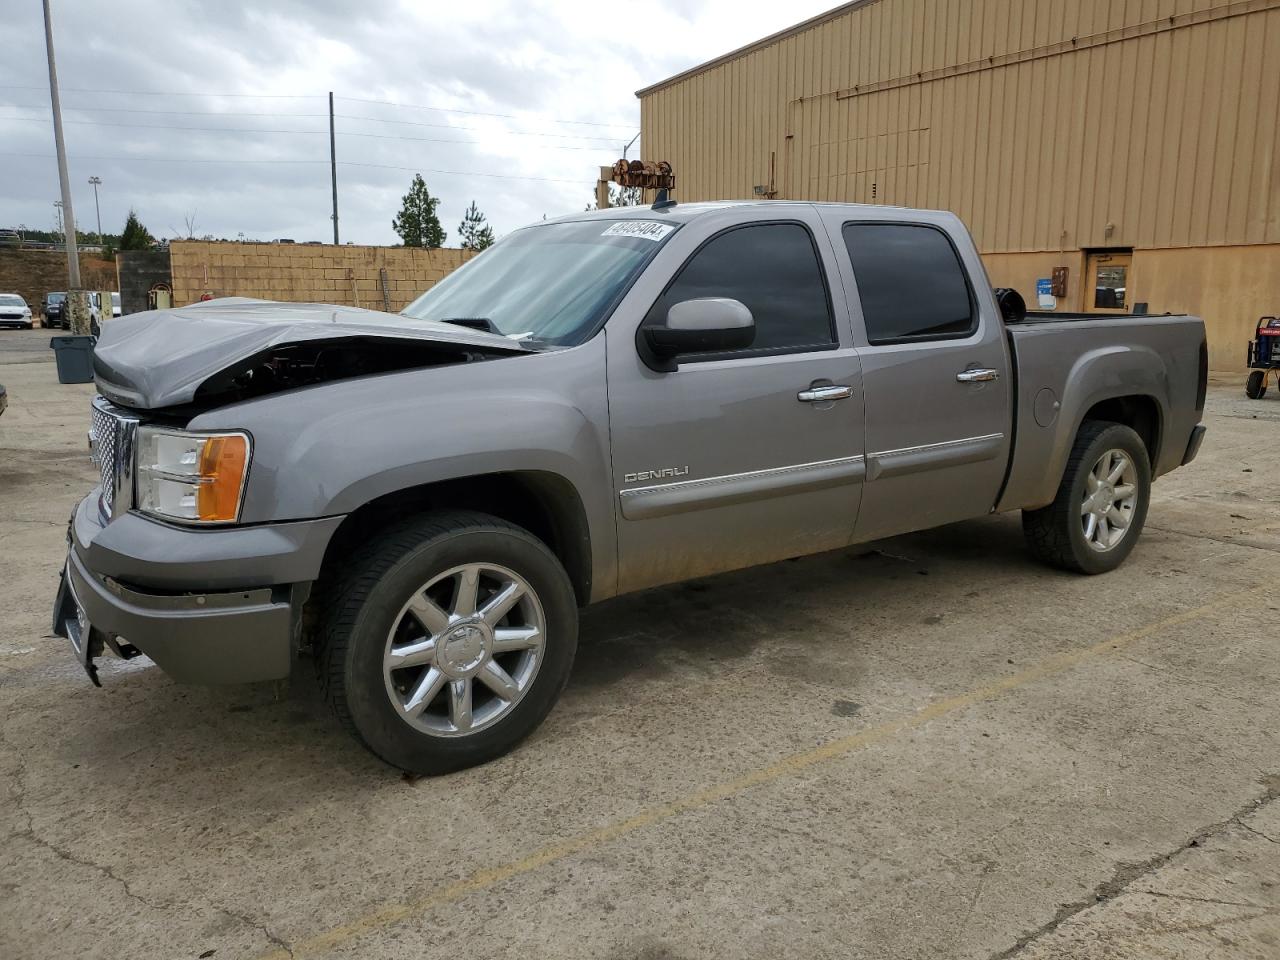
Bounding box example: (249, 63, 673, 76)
(1085, 250, 1133, 313)
(606, 210, 866, 594)
(824, 214, 1012, 543)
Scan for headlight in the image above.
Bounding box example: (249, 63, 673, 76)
(23, 308, 31, 317)
(136, 427, 251, 523)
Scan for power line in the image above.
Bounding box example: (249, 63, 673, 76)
(0, 84, 635, 128)
(0, 152, 588, 183)
(0, 104, 333, 118)
(339, 129, 614, 151)
(0, 106, 629, 142)
(333, 115, 623, 142)
(0, 113, 620, 150)
(0, 83, 322, 99)
(335, 95, 634, 129)
(339, 161, 586, 182)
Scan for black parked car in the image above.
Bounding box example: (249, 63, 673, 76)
(43, 291, 66, 329)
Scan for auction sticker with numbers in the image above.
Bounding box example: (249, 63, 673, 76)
(601, 221, 676, 242)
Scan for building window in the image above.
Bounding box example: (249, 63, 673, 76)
(843, 223, 975, 343)
(645, 222, 835, 354)
(1094, 266, 1126, 308)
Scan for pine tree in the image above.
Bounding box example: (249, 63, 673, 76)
(457, 201, 495, 251)
(119, 209, 155, 250)
(392, 174, 446, 248)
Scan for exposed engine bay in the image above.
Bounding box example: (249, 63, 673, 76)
(191, 337, 500, 407)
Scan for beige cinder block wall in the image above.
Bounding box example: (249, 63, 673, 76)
(168, 242, 476, 312)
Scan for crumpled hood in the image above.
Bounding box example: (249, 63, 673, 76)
(93, 298, 531, 409)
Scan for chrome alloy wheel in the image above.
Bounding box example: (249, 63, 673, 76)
(383, 563, 546, 737)
(1080, 448, 1139, 552)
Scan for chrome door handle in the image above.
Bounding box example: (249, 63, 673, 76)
(798, 384, 853, 402)
(956, 368, 1000, 383)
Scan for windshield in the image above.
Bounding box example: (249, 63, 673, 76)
(400, 219, 676, 346)
(48, 293, 65, 303)
(0, 295, 25, 307)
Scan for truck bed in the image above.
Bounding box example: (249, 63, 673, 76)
(996, 311, 1207, 513)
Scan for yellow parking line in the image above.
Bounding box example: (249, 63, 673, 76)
(257, 582, 1269, 960)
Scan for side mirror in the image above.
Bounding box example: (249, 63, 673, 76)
(641, 298, 755, 371)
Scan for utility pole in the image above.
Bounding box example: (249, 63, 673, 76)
(43, 0, 89, 337)
(43, 0, 80, 288)
(88, 175, 103, 245)
(329, 91, 339, 244)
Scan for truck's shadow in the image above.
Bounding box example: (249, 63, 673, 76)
(569, 513, 1029, 691)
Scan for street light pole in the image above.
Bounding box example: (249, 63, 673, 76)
(88, 175, 103, 246)
(42, 0, 80, 291)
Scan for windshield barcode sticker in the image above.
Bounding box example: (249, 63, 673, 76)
(601, 221, 675, 242)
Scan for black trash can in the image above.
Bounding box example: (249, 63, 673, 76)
(50, 336, 97, 384)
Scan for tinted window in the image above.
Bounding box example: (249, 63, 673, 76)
(646, 223, 834, 353)
(844, 223, 974, 343)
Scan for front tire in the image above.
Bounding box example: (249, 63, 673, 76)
(317, 510, 578, 774)
(1246, 370, 1268, 399)
(1022, 421, 1152, 575)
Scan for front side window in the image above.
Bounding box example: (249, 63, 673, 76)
(644, 222, 835, 354)
(401, 219, 676, 347)
(844, 223, 975, 344)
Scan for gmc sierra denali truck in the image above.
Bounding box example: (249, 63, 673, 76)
(53, 202, 1208, 774)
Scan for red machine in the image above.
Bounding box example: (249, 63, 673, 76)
(1246, 316, 1280, 399)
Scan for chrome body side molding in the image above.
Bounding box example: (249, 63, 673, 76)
(866, 432, 1005, 482)
(619, 455, 867, 521)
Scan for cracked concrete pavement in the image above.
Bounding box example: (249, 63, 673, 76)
(1, 326, 1278, 959)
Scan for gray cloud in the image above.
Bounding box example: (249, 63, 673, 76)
(2, 0, 832, 245)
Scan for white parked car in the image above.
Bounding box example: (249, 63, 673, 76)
(0, 294, 34, 329)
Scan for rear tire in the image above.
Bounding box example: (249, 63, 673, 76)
(1246, 370, 1268, 399)
(1022, 421, 1152, 575)
(317, 510, 578, 775)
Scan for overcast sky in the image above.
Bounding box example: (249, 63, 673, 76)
(1, 0, 834, 245)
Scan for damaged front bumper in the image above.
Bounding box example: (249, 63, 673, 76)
(52, 492, 341, 685)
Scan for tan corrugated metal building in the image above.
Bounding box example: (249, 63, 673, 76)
(637, 0, 1280, 370)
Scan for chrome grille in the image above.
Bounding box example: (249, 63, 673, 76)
(89, 398, 138, 521)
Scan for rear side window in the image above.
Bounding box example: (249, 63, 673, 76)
(645, 222, 834, 354)
(843, 223, 975, 343)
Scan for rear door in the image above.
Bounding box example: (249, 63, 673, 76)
(606, 207, 866, 593)
(822, 212, 1012, 542)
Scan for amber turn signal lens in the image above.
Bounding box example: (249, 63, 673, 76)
(196, 435, 249, 521)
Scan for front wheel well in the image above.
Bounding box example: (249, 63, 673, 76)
(316, 472, 592, 607)
(1080, 394, 1161, 465)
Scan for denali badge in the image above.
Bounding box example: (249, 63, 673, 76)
(624, 466, 689, 483)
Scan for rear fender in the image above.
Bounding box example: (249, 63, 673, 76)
(998, 344, 1169, 511)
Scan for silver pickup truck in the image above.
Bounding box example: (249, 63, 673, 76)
(54, 202, 1208, 774)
